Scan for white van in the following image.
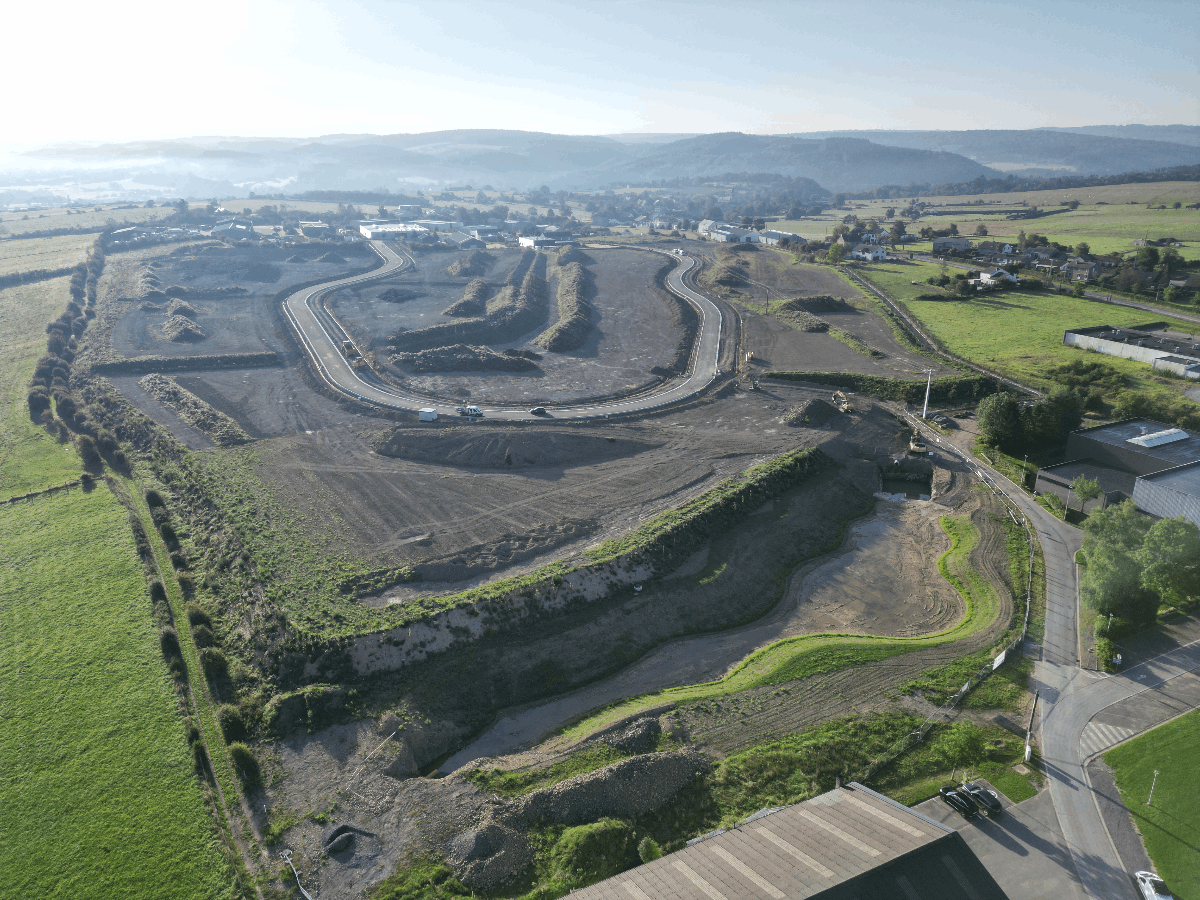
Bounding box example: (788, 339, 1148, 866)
(418, 408, 437, 421)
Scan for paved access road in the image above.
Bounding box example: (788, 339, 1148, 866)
(282, 241, 722, 421)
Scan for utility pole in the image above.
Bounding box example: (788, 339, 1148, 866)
(1147, 769, 1160, 806)
(921, 369, 934, 419)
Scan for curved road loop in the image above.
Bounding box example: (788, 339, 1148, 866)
(282, 241, 722, 421)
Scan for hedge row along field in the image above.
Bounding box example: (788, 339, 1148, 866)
(534, 261, 593, 352)
(765, 370, 999, 405)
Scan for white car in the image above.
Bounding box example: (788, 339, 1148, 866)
(1136, 871, 1173, 900)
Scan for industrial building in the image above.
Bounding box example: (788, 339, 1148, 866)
(1035, 419, 1200, 525)
(359, 223, 428, 240)
(572, 783, 1008, 900)
(1063, 324, 1200, 379)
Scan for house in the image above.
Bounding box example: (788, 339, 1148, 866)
(980, 268, 1018, 284)
(759, 230, 803, 247)
(1062, 256, 1101, 281)
(299, 221, 329, 237)
(976, 241, 1015, 258)
(931, 236, 972, 253)
(212, 217, 257, 240)
(850, 243, 887, 261)
(836, 231, 864, 247)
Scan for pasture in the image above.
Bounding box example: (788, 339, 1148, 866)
(0, 276, 85, 499)
(0, 488, 234, 900)
(1106, 708, 1200, 899)
(0, 232, 99, 277)
(0, 204, 173, 237)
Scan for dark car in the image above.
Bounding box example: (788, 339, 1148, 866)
(960, 782, 1003, 817)
(528, 407, 548, 416)
(938, 785, 979, 819)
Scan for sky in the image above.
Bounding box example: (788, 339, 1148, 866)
(7, 0, 1198, 147)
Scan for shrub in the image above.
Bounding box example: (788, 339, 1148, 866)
(75, 434, 102, 469)
(186, 604, 211, 628)
(160, 626, 182, 659)
(159, 522, 177, 544)
(149, 580, 168, 606)
(199, 647, 228, 680)
(185, 721, 201, 745)
(217, 705, 248, 742)
(192, 624, 216, 648)
(229, 742, 261, 789)
(169, 551, 189, 570)
(637, 836, 663, 863)
(192, 742, 211, 779)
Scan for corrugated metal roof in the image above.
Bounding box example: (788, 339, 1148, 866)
(571, 784, 1008, 900)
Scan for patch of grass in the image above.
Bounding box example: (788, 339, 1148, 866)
(0, 489, 235, 900)
(696, 561, 727, 586)
(0, 232, 98, 277)
(467, 745, 631, 797)
(371, 857, 473, 900)
(1106, 708, 1200, 899)
(0, 276, 83, 499)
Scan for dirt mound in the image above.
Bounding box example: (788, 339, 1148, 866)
(378, 287, 419, 303)
(161, 314, 206, 342)
(317, 252, 345, 263)
(555, 246, 593, 266)
(789, 294, 847, 313)
(377, 426, 653, 469)
(447, 250, 493, 278)
(445, 821, 532, 892)
(507, 749, 710, 827)
(165, 298, 197, 319)
(443, 279, 490, 317)
(392, 344, 540, 374)
(776, 299, 828, 332)
(784, 397, 838, 426)
(602, 718, 661, 754)
(242, 263, 280, 282)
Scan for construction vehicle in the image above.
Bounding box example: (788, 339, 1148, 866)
(832, 391, 855, 413)
(909, 434, 928, 455)
(341, 339, 354, 355)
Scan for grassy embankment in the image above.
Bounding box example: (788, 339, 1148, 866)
(559, 513, 1010, 742)
(1106, 708, 1200, 899)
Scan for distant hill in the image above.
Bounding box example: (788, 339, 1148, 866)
(1039, 125, 1200, 148)
(794, 128, 1200, 176)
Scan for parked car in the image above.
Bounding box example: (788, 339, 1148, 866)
(529, 407, 547, 416)
(938, 785, 979, 819)
(1136, 871, 1173, 900)
(960, 782, 1002, 817)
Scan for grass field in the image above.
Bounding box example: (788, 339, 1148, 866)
(0, 276, 87, 499)
(858, 260, 1200, 407)
(0, 205, 174, 237)
(0, 232, 98, 277)
(0, 488, 235, 900)
(1106, 708, 1200, 899)
(562, 513, 1008, 742)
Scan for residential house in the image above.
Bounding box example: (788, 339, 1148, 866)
(212, 217, 257, 240)
(976, 241, 1015, 259)
(850, 243, 888, 261)
(298, 221, 329, 237)
(931, 236, 973, 253)
(980, 268, 1018, 284)
(1062, 257, 1102, 281)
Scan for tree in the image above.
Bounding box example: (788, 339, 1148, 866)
(1071, 281, 1086, 297)
(832, 193, 847, 207)
(1069, 473, 1101, 512)
(976, 392, 1022, 451)
(703, 206, 724, 221)
(1017, 229, 1028, 248)
(1082, 500, 1152, 558)
(889, 221, 907, 245)
(1161, 247, 1182, 275)
(826, 243, 846, 264)
(1137, 518, 1200, 607)
(1021, 388, 1083, 447)
(974, 224, 988, 236)
(1136, 246, 1160, 269)
(948, 223, 959, 235)
(885, 207, 896, 219)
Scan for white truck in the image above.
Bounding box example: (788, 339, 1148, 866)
(418, 408, 438, 422)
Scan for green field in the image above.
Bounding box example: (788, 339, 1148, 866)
(0, 205, 174, 237)
(0, 276, 87, 499)
(858, 260, 1200, 409)
(0, 232, 98, 277)
(0, 488, 234, 900)
(1106, 708, 1200, 899)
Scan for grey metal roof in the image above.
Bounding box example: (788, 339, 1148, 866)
(1137, 461, 1200, 496)
(1072, 419, 1200, 468)
(571, 784, 1008, 900)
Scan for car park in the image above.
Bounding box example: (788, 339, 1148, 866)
(960, 782, 1002, 817)
(938, 785, 979, 819)
(1136, 871, 1173, 900)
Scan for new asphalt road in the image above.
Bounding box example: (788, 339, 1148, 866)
(282, 240, 723, 421)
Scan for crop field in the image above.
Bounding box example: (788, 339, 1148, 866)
(0, 276, 84, 498)
(0, 488, 234, 900)
(0, 232, 99, 277)
(1106, 708, 1200, 899)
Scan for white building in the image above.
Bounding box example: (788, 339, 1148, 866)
(980, 268, 1018, 284)
(360, 223, 429, 239)
(850, 244, 887, 261)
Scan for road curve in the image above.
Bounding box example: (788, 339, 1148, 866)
(282, 241, 722, 421)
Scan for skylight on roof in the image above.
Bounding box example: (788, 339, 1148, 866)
(1128, 428, 1189, 448)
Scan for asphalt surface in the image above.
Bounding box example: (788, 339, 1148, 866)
(282, 241, 723, 421)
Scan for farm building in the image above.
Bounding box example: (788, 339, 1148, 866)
(518, 235, 556, 248)
(571, 783, 1007, 900)
(1036, 418, 1200, 523)
(931, 236, 972, 253)
(1063, 324, 1200, 379)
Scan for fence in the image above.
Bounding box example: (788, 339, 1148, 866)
(850, 412, 1037, 785)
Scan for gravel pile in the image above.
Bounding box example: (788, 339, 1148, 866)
(784, 398, 838, 427)
(445, 821, 533, 892)
(602, 718, 661, 754)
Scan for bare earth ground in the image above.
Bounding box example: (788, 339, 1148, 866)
(349, 247, 683, 404)
(104, 243, 363, 359)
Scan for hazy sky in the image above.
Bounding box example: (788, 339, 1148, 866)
(9, 0, 1197, 146)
